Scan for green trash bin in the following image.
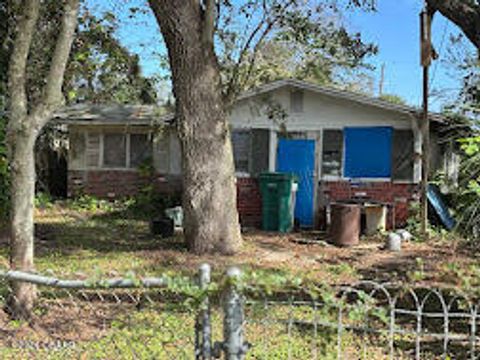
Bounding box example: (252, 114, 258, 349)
(259, 172, 297, 233)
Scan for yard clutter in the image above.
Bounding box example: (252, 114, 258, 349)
(364, 203, 387, 235)
(329, 203, 361, 246)
(385, 232, 402, 252)
(259, 172, 298, 233)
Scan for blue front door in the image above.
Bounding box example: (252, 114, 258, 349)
(276, 139, 316, 227)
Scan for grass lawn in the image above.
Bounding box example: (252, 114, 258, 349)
(1, 202, 478, 288)
(0, 202, 478, 359)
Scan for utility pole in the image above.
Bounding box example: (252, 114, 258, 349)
(420, 6, 432, 236)
(379, 63, 385, 97)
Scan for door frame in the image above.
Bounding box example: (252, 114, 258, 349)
(276, 133, 320, 228)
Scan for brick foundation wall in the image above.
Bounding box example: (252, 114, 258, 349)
(68, 170, 263, 228)
(322, 181, 418, 228)
(68, 170, 181, 198)
(68, 170, 416, 230)
(236, 177, 262, 228)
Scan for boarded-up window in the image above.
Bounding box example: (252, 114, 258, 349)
(86, 132, 100, 168)
(103, 133, 126, 168)
(392, 130, 414, 181)
(69, 131, 85, 169)
(232, 130, 251, 173)
(130, 134, 152, 168)
(344, 127, 393, 178)
(290, 90, 304, 113)
(322, 130, 343, 177)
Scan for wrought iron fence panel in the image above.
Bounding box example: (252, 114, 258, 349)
(1, 266, 479, 359)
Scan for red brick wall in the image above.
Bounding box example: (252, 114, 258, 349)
(236, 177, 262, 228)
(68, 170, 181, 198)
(68, 170, 263, 227)
(322, 181, 418, 228)
(68, 170, 416, 229)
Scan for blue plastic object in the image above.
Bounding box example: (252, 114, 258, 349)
(344, 127, 393, 178)
(276, 139, 315, 227)
(427, 184, 456, 230)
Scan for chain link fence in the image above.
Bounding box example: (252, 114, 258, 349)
(1, 265, 479, 359)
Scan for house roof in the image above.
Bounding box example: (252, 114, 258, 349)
(54, 104, 175, 125)
(56, 79, 446, 125)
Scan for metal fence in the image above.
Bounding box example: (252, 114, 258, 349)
(1, 265, 479, 359)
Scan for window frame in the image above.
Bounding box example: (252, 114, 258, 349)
(392, 129, 415, 183)
(103, 132, 128, 169)
(83, 130, 153, 171)
(129, 133, 153, 169)
(321, 128, 344, 180)
(231, 129, 252, 177)
(320, 127, 414, 182)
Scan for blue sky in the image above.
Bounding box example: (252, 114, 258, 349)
(90, 0, 475, 111)
(345, 0, 474, 110)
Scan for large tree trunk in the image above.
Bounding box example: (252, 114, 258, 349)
(427, 0, 480, 50)
(149, 1, 242, 254)
(6, 0, 79, 319)
(7, 132, 36, 318)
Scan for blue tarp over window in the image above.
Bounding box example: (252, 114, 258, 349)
(344, 127, 393, 178)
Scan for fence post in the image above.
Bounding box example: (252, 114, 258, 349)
(223, 266, 249, 360)
(196, 263, 212, 360)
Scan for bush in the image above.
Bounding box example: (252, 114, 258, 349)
(133, 185, 181, 219)
(34, 192, 54, 209)
(67, 195, 115, 212)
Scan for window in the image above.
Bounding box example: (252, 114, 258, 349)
(69, 131, 85, 169)
(103, 133, 126, 168)
(344, 127, 393, 178)
(232, 130, 251, 173)
(86, 133, 100, 167)
(322, 130, 343, 177)
(290, 90, 304, 113)
(392, 130, 414, 181)
(130, 134, 152, 168)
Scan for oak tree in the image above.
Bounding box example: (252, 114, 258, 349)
(147, 0, 375, 255)
(427, 0, 480, 50)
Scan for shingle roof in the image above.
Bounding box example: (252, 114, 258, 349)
(55, 79, 446, 125)
(54, 104, 174, 125)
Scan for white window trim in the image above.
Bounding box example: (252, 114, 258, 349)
(83, 131, 152, 171)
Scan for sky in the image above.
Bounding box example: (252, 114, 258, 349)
(344, 0, 474, 111)
(89, 0, 476, 111)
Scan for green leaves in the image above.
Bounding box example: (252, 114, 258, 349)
(218, 0, 378, 93)
(64, 9, 157, 105)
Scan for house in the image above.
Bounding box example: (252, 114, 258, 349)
(57, 79, 458, 229)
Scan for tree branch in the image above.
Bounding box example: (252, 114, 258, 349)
(224, 0, 295, 104)
(427, 0, 480, 50)
(7, 0, 39, 126)
(32, 0, 80, 129)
